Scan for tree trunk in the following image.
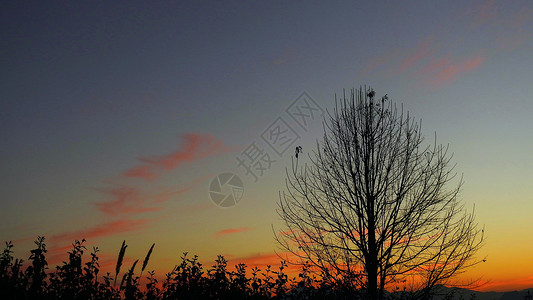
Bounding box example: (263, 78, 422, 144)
(367, 196, 379, 300)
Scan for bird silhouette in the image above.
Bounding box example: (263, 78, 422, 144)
(367, 90, 375, 99)
(295, 146, 302, 158)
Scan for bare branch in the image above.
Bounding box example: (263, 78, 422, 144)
(276, 87, 484, 300)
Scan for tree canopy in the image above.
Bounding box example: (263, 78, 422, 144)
(277, 87, 484, 299)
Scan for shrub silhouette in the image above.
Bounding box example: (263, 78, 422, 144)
(0, 236, 468, 299)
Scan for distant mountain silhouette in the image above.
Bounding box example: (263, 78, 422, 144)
(430, 285, 533, 300)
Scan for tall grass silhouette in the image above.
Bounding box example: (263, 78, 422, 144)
(140, 243, 155, 278)
(115, 240, 127, 286)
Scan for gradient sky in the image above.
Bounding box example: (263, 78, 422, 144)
(1, 0, 532, 292)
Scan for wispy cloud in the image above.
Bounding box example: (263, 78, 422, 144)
(494, 6, 533, 51)
(95, 133, 237, 217)
(122, 134, 235, 181)
(394, 38, 433, 73)
(359, 49, 398, 78)
(151, 188, 190, 204)
(122, 165, 158, 181)
(469, 0, 498, 29)
(48, 246, 136, 270)
(94, 172, 213, 216)
(94, 186, 160, 216)
(383, 37, 485, 90)
(46, 244, 81, 265)
(214, 227, 254, 237)
(360, 36, 486, 90)
(415, 57, 452, 77)
(414, 52, 486, 89)
(359, 0, 531, 90)
(41, 133, 236, 263)
(49, 218, 152, 245)
(130, 134, 233, 176)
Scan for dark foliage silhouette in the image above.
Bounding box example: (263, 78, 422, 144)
(0, 237, 395, 299)
(1, 237, 528, 299)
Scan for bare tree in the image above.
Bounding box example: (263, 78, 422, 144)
(276, 87, 484, 300)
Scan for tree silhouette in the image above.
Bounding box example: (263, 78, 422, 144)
(276, 87, 484, 299)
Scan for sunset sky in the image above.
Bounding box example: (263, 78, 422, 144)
(1, 0, 533, 292)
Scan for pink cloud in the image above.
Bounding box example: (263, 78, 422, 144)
(359, 49, 399, 77)
(47, 245, 136, 271)
(139, 134, 232, 171)
(415, 57, 452, 77)
(29, 133, 232, 267)
(50, 134, 232, 254)
(49, 218, 151, 246)
(495, 7, 533, 51)
(507, 6, 533, 29)
(46, 244, 79, 265)
(123, 165, 158, 181)
(278, 230, 296, 236)
(427, 53, 485, 88)
(395, 38, 433, 73)
(214, 227, 254, 237)
(94, 186, 160, 216)
(151, 188, 189, 204)
(152, 184, 198, 203)
(470, 0, 499, 29)
(152, 175, 212, 204)
(96, 172, 214, 216)
(122, 134, 237, 181)
(97, 254, 137, 272)
(358, 1, 531, 92)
